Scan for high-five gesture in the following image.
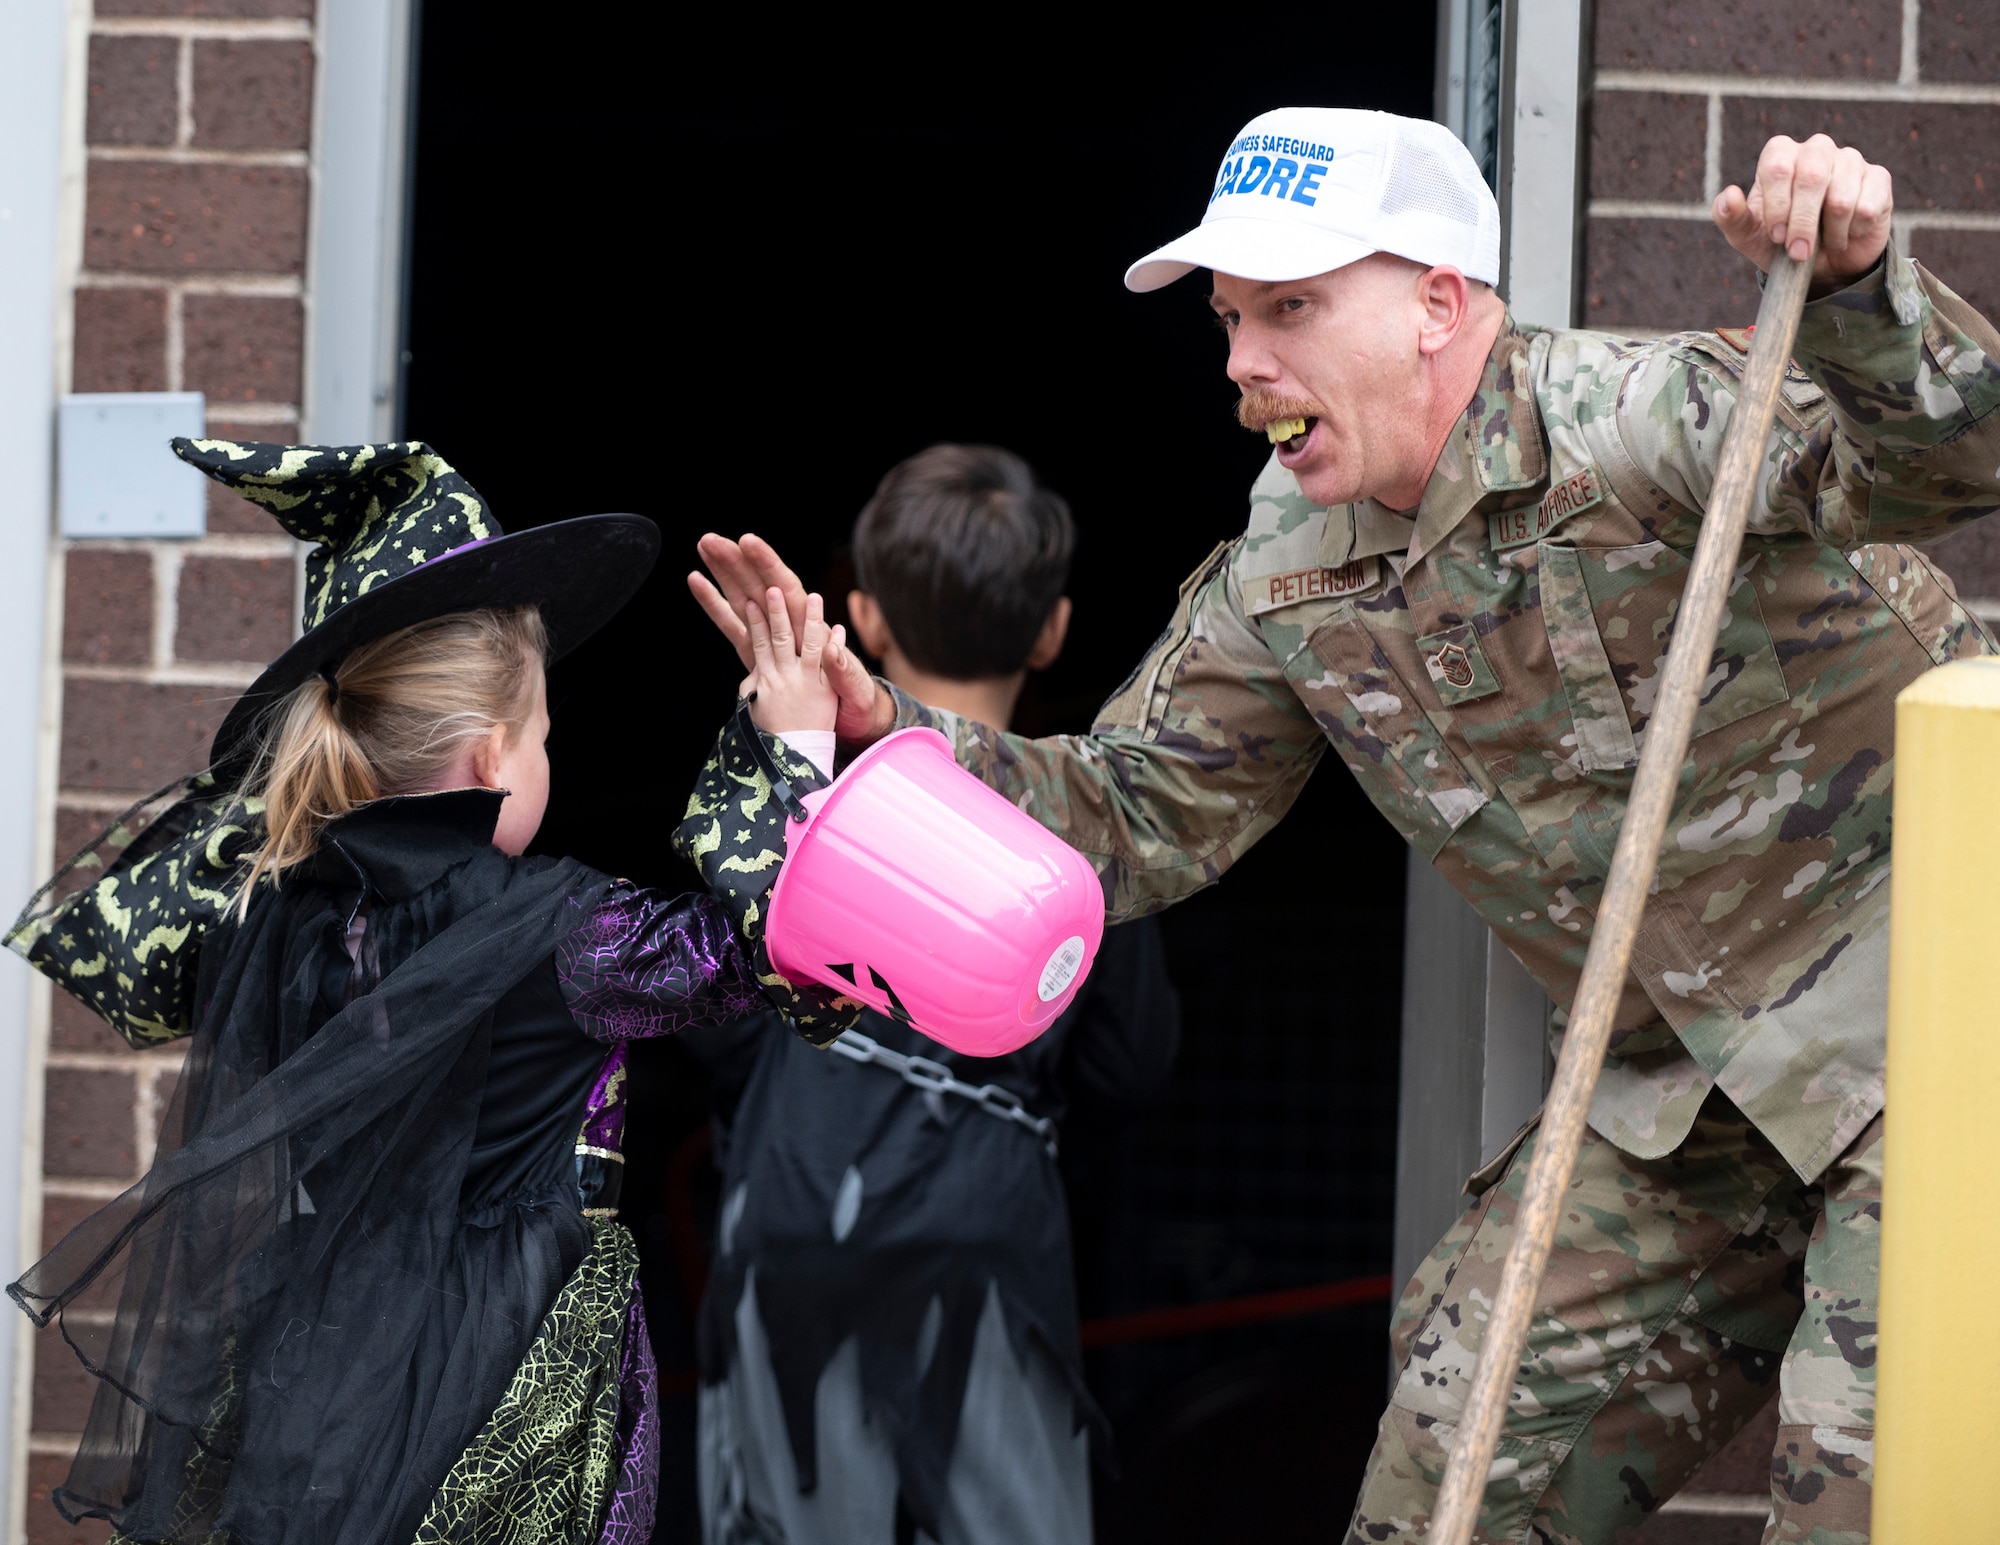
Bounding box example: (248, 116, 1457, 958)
(691, 533, 891, 743)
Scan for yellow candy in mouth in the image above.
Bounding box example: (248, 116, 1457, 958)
(1265, 416, 1308, 444)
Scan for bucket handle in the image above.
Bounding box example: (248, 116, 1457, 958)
(733, 698, 814, 825)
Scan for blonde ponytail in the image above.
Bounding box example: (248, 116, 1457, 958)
(235, 606, 548, 913)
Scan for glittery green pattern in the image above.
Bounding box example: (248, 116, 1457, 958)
(6, 778, 262, 1048)
(409, 1217, 636, 1545)
(171, 440, 492, 630)
(673, 710, 862, 1047)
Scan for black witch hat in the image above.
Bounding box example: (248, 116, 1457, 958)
(172, 438, 659, 782)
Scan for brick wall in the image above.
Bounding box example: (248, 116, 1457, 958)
(1584, 6, 1997, 1538)
(31, 3, 309, 1538)
(1586, 0, 2000, 616)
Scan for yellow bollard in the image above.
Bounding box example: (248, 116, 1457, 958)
(1877, 655, 2000, 1542)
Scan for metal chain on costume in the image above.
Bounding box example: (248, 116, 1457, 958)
(829, 1028, 1059, 1159)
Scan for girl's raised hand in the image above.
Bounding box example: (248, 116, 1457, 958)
(744, 587, 839, 735)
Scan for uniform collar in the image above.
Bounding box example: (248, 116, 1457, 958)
(314, 787, 506, 900)
(1403, 315, 1546, 566)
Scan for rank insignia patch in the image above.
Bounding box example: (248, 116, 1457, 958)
(1417, 623, 1501, 705)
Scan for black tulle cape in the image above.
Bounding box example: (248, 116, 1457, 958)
(13, 839, 614, 1545)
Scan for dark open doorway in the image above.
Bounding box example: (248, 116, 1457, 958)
(407, 15, 1431, 1540)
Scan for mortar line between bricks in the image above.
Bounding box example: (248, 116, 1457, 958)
(91, 16, 313, 41)
(1899, 0, 1920, 88)
(164, 288, 184, 393)
(135, 1063, 161, 1171)
(1589, 200, 2000, 232)
(151, 546, 182, 671)
(40, 1180, 124, 1201)
(206, 401, 298, 425)
(174, 35, 193, 149)
(89, 145, 309, 168)
(62, 662, 260, 687)
(46, 1052, 184, 1074)
(78, 273, 303, 298)
(56, 790, 168, 813)
(1596, 70, 2000, 106)
(61, 533, 298, 558)
(1702, 94, 1722, 204)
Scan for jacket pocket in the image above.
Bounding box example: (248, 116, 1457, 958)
(1538, 539, 1790, 773)
(1287, 615, 1489, 860)
(1096, 539, 1232, 737)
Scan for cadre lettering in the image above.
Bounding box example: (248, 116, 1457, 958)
(1212, 139, 1334, 206)
(1488, 467, 1603, 551)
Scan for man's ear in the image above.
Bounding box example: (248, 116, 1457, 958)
(1416, 265, 1471, 357)
(848, 590, 896, 662)
(1025, 596, 1072, 671)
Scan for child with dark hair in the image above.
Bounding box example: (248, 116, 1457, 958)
(688, 445, 1181, 1545)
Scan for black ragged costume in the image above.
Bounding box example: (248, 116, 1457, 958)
(684, 917, 1181, 1535)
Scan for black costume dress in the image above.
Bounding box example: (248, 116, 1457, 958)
(10, 784, 798, 1545)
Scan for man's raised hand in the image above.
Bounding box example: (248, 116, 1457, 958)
(1712, 133, 1894, 292)
(690, 533, 893, 745)
(690, 534, 811, 669)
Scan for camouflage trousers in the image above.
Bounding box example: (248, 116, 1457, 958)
(1347, 1088, 1881, 1545)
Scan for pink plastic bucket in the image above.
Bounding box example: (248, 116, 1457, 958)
(764, 728, 1106, 1057)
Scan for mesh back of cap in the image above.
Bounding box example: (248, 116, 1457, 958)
(1381, 128, 1480, 224)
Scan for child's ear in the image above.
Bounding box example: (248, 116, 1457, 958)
(1025, 597, 1072, 671)
(848, 590, 896, 662)
(470, 721, 508, 790)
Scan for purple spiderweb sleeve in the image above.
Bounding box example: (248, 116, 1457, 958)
(556, 884, 763, 1042)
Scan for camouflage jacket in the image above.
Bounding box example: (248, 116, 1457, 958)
(891, 246, 2000, 1183)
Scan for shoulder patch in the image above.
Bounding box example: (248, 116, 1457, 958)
(1489, 467, 1603, 552)
(1676, 329, 1827, 427)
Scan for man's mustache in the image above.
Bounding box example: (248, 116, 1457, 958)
(1235, 391, 1324, 433)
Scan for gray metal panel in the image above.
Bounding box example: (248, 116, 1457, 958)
(308, 0, 418, 442)
(1394, 852, 1489, 1300)
(1503, 0, 1593, 327)
(58, 393, 206, 538)
(0, 0, 65, 1520)
(1480, 932, 1552, 1163)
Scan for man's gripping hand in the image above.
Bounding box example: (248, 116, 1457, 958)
(1713, 133, 1894, 294)
(690, 533, 892, 744)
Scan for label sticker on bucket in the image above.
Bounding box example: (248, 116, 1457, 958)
(1038, 936, 1087, 1002)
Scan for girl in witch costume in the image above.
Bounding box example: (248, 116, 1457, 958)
(6, 440, 857, 1545)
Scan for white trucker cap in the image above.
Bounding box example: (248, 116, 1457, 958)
(1125, 107, 1502, 293)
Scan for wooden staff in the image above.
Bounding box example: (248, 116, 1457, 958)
(1428, 245, 1816, 1545)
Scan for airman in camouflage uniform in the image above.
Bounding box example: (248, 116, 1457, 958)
(688, 111, 2000, 1542)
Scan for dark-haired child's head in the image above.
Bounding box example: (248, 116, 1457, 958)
(848, 446, 1075, 716)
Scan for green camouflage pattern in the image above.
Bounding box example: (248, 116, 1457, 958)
(171, 439, 492, 630)
(891, 247, 2000, 1184)
(1346, 1090, 1879, 1544)
(673, 708, 862, 1046)
(5, 776, 259, 1047)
